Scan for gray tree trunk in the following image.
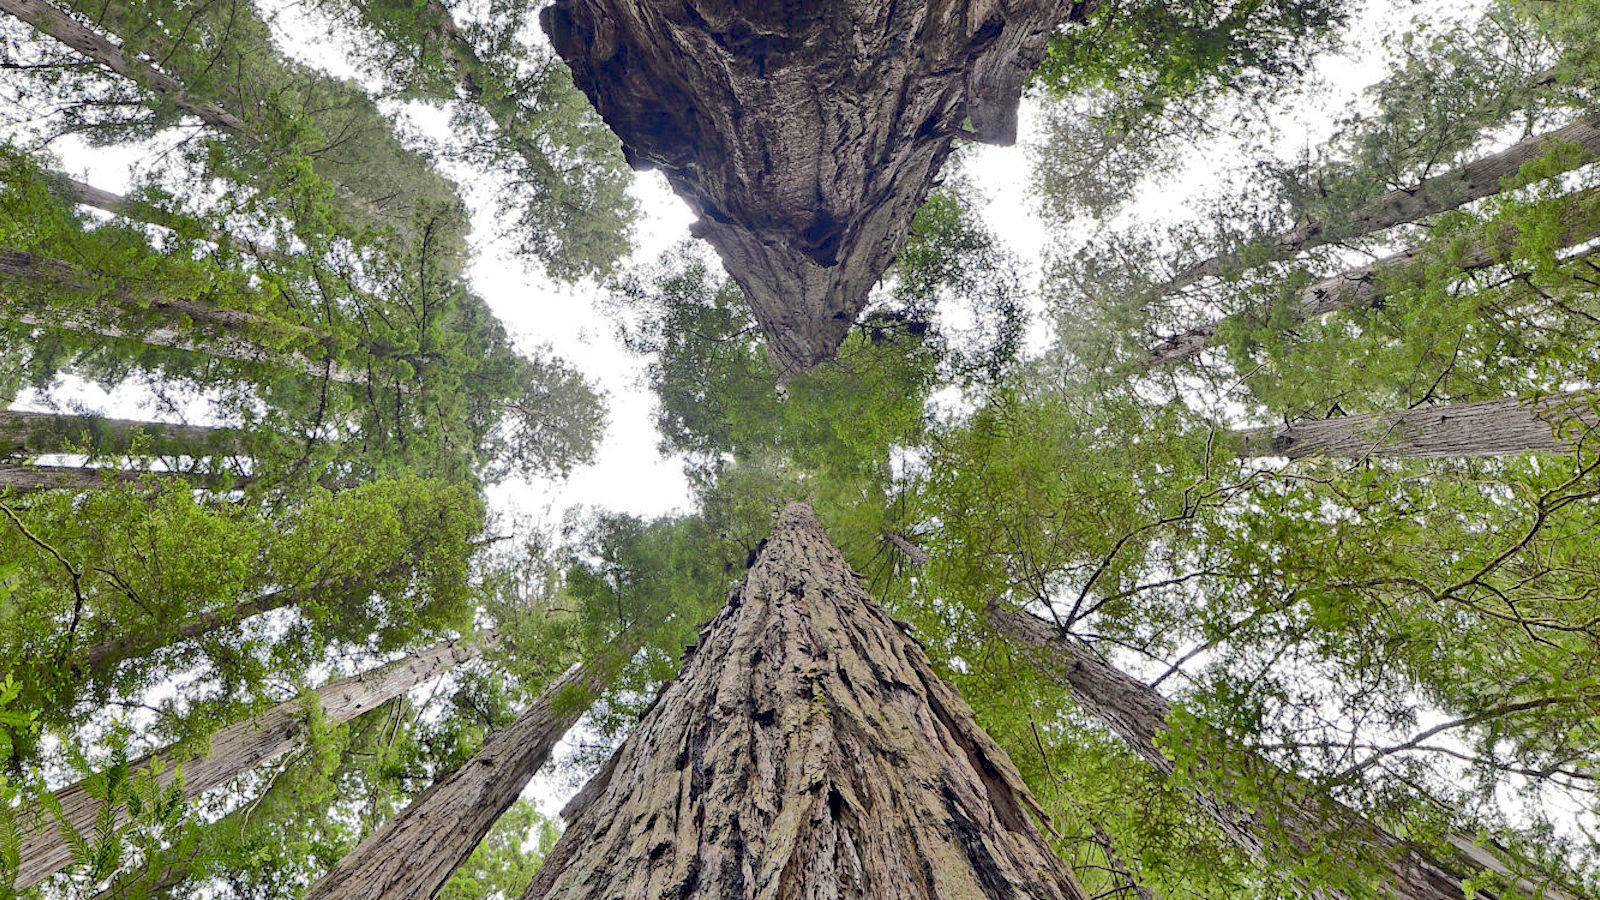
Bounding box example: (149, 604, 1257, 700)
(15, 637, 483, 890)
(0, 461, 242, 494)
(522, 503, 1088, 899)
(544, 0, 1099, 378)
(304, 651, 617, 900)
(1163, 118, 1600, 293)
(988, 602, 1577, 900)
(1234, 391, 1600, 459)
(77, 583, 303, 673)
(1148, 186, 1600, 365)
(0, 245, 358, 382)
(0, 409, 242, 459)
(0, 0, 245, 130)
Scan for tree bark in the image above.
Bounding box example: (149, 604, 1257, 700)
(0, 461, 241, 493)
(1148, 186, 1600, 365)
(0, 408, 242, 459)
(1234, 391, 1600, 459)
(304, 651, 617, 900)
(544, 0, 1098, 378)
(1162, 118, 1600, 294)
(14, 637, 483, 890)
(0, 245, 359, 382)
(0, 0, 245, 130)
(987, 602, 1506, 900)
(522, 503, 1087, 899)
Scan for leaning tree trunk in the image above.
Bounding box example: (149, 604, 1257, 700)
(1233, 390, 1600, 459)
(987, 602, 1574, 900)
(1148, 185, 1600, 365)
(305, 649, 621, 900)
(14, 637, 483, 890)
(522, 503, 1088, 899)
(1160, 117, 1600, 294)
(0, 409, 244, 459)
(544, 0, 1099, 377)
(0, 0, 245, 129)
(0, 461, 243, 494)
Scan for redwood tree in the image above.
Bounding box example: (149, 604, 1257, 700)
(522, 503, 1088, 899)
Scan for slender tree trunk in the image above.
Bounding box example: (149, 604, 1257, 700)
(0, 408, 242, 459)
(522, 503, 1088, 899)
(78, 584, 300, 673)
(544, 0, 1099, 377)
(0, 0, 244, 129)
(14, 637, 483, 890)
(305, 649, 621, 900)
(1148, 186, 1600, 365)
(1234, 391, 1600, 459)
(1162, 118, 1600, 293)
(987, 602, 1533, 900)
(0, 461, 242, 493)
(0, 245, 359, 382)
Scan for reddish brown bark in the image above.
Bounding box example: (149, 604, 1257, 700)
(544, 0, 1098, 377)
(523, 504, 1087, 899)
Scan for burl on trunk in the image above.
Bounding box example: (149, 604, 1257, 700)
(522, 503, 1087, 899)
(543, 0, 1094, 378)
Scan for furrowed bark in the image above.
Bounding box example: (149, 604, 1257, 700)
(523, 503, 1088, 899)
(544, 0, 1099, 378)
(14, 637, 482, 890)
(1234, 391, 1600, 459)
(1163, 118, 1600, 293)
(0, 0, 245, 130)
(0, 245, 359, 382)
(0, 409, 243, 459)
(988, 602, 1528, 900)
(1148, 186, 1600, 365)
(304, 650, 619, 900)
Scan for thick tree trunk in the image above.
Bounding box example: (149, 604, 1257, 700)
(0, 408, 242, 459)
(15, 637, 482, 890)
(0, 245, 359, 382)
(0, 461, 242, 493)
(0, 0, 245, 130)
(544, 0, 1097, 378)
(987, 602, 1509, 900)
(1148, 186, 1600, 365)
(1162, 118, 1600, 293)
(1234, 391, 1600, 460)
(522, 503, 1087, 899)
(305, 651, 617, 900)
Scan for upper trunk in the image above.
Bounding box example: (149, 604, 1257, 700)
(1148, 185, 1600, 365)
(987, 602, 1576, 900)
(522, 503, 1087, 899)
(1162, 117, 1600, 294)
(305, 650, 618, 900)
(1234, 391, 1599, 460)
(0, 461, 243, 494)
(15, 637, 481, 890)
(543, 0, 1094, 378)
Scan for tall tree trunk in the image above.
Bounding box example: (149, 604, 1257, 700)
(0, 245, 359, 382)
(305, 649, 620, 900)
(14, 637, 483, 890)
(1148, 186, 1600, 365)
(987, 602, 1570, 900)
(0, 408, 243, 459)
(0, 461, 242, 493)
(0, 0, 245, 130)
(1162, 117, 1600, 293)
(522, 503, 1088, 899)
(544, 0, 1099, 378)
(77, 583, 301, 673)
(1233, 391, 1600, 459)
